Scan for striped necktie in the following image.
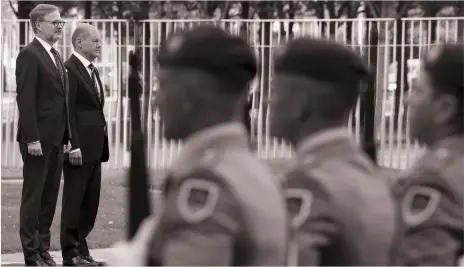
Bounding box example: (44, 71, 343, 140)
(50, 48, 64, 84)
(88, 64, 101, 102)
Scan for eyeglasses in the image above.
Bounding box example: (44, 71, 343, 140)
(43, 20, 65, 28)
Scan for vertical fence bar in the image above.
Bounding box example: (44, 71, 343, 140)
(2, 18, 463, 170)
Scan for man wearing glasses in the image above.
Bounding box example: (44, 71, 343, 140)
(15, 4, 69, 266)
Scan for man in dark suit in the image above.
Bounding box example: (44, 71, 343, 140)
(60, 23, 109, 266)
(15, 4, 70, 266)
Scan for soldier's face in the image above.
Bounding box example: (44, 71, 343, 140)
(156, 68, 191, 140)
(269, 74, 307, 145)
(405, 68, 440, 144)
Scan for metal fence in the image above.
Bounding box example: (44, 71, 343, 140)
(1, 17, 463, 169)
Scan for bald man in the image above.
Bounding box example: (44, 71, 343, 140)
(60, 23, 108, 266)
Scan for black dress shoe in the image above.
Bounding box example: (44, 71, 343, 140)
(25, 258, 47, 266)
(62, 255, 92, 266)
(83, 255, 105, 266)
(39, 252, 57, 266)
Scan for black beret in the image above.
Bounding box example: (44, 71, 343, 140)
(157, 25, 257, 93)
(275, 37, 370, 90)
(423, 43, 463, 95)
(423, 43, 464, 126)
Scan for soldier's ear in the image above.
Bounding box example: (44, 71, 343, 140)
(436, 93, 459, 124)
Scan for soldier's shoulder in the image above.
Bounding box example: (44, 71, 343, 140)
(398, 147, 464, 227)
(170, 147, 226, 178)
(408, 147, 464, 192)
(283, 167, 332, 202)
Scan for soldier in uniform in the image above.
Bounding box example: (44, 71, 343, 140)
(269, 37, 396, 265)
(389, 43, 464, 266)
(109, 26, 289, 266)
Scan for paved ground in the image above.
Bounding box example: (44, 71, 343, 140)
(1, 248, 114, 266)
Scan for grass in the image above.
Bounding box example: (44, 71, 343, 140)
(1, 160, 399, 254)
(1, 174, 143, 254)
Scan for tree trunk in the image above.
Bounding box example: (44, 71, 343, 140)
(394, 17, 406, 133)
(287, 2, 295, 40)
(240, 1, 250, 40)
(393, 2, 411, 134)
(84, 1, 92, 19)
(139, 1, 151, 137)
(362, 21, 379, 163)
(373, 1, 391, 138)
(17, 1, 36, 50)
(458, 1, 464, 42)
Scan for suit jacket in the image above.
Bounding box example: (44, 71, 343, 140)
(15, 38, 70, 147)
(65, 54, 109, 163)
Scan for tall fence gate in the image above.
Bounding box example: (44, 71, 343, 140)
(1, 17, 463, 169)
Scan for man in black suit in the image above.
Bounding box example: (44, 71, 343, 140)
(60, 23, 109, 266)
(15, 4, 70, 266)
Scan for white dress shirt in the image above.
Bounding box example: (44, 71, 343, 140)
(73, 52, 101, 97)
(35, 36, 57, 67)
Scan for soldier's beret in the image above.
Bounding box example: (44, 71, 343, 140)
(275, 37, 370, 99)
(423, 44, 463, 101)
(157, 25, 257, 93)
(423, 43, 464, 126)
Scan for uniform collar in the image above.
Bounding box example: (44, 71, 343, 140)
(172, 122, 249, 175)
(73, 52, 93, 68)
(296, 126, 353, 156)
(35, 36, 54, 52)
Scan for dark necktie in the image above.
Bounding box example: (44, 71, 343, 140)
(50, 48, 64, 85)
(88, 64, 101, 102)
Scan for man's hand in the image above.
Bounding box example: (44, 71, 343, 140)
(69, 150, 83, 166)
(108, 216, 158, 266)
(27, 142, 43, 156)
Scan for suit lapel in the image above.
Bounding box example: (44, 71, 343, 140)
(70, 55, 102, 107)
(32, 39, 63, 88)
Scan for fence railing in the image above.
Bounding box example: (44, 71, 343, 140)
(1, 17, 463, 169)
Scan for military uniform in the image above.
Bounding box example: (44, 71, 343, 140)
(284, 127, 396, 266)
(390, 136, 464, 266)
(147, 123, 288, 265)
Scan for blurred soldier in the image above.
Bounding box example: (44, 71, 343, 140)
(390, 43, 464, 266)
(15, 4, 69, 266)
(109, 25, 288, 266)
(270, 37, 396, 265)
